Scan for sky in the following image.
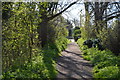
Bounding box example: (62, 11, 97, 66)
(62, 3, 85, 20)
(59, 0, 85, 27)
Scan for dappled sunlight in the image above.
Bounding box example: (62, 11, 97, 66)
(2, 1, 120, 79)
(56, 42, 93, 79)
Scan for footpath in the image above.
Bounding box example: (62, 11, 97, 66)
(56, 42, 93, 80)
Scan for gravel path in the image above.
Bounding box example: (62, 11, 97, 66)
(56, 42, 93, 80)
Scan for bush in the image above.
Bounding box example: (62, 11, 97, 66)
(94, 66, 119, 78)
(91, 50, 118, 66)
(83, 39, 104, 50)
(77, 38, 88, 50)
(55, 37, 69, 53)
(83, 40, 93, 48)
(82, 48, 97, 61)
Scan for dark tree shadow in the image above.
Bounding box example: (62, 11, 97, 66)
(56, 49, 93, 80)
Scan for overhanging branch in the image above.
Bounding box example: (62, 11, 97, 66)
(104, 13, 120, 21)
(48, 0, 80, 20)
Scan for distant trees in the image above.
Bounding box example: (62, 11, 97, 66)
(66, 20, 73, 39)
(73, 27, 81, 41)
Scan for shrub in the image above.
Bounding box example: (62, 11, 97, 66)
(93, 58, 119, 74)
(77, 38, 88, 50)
(82, 48, 97, 61)
(83, 40, 93, 48)
(83, 39, 105, 50)
(91, 50, 115, 65)
(55, 37, 69, 53)
(94, 66, 119, 78)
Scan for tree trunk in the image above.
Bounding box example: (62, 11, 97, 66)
(38, 17, 48, 47)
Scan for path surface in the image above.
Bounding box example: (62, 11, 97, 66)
(56, 42, 93, 80)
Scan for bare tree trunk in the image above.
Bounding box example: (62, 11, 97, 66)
(94, 2, 109, 33)
(94, 2, 100, 33)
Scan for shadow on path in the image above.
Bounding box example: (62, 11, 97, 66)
(56, 42, 93, 80)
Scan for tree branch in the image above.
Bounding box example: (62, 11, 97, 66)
(48, 0, 79, 20)
(89, 2, 109, 15)
(103, 11, 120, 19)
(105, 13, 120, 21)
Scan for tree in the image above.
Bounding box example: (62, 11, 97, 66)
(37, 0, 79, 47)
(83, 2, 120, 55)
(84, 2, 120, 36)
(2, 2, 41, 71)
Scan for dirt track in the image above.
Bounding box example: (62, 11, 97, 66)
(56, 42, 93, 80)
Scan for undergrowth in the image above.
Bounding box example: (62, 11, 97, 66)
(2, 37, 69, 79)
(77, 38, 120, 79)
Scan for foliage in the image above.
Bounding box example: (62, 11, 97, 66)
(2, 49, 56, 79)
(83, 40, 93, 48)
(83, 1, 120, 55)
(94, 66, 119, 78)
(77, 38, 120, 79)
(2, 2, 41, 71)
(2, 37, 69, 79)
(47, 16, 69, 45)
(55, 37, 69, 53)
(81, 20, 120, 55)
(97, 20, 120, 55)
(2, 2, 69, 79)
(80, 2, 120, 79)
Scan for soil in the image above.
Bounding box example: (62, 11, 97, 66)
(56, 42, 93, 80)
